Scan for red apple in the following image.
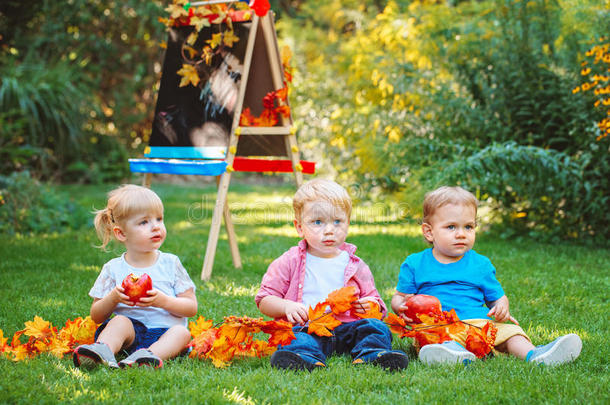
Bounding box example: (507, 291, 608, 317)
(121, 273, 152, 303)
(404, 294, 442, 323)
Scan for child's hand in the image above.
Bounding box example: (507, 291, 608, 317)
(284, 301, 309, 325)
(487, 295, 519, 324)
(135, 288, 166, 308)
(391, 293, 415, 323)
(353, 297, 377, 313)
(113, 285, 136, 306)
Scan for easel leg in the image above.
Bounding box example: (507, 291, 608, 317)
(217, 176, 242, 269)
(201, 171, 232, 280)
(142, 173, 152, 188)
(286, 133, 303, 187)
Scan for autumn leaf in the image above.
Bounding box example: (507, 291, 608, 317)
(239, 108, 256, 126)
(23, 316, 53, 339)
(47, 337, 72, 358)
(353, 301, 383, 320)
(307, 302, 342, 337)
(222, 30, 240, 48)
(385, 313, 410, 338)
(0, 329, 8, 352)
(189, 316, 214, 338)
(190, 328, 219, 358)
(207, 335, 237, 368)
(165, 3, 189, 20)
(191, 15, 211, 31)
(260, 320, 296, 347)
(177, 64, 200, 87)
(249, 340, 276, 358)
(207, 33, 223, 49)
(327, 287, 358, 315)
(186, 32, 198, 46)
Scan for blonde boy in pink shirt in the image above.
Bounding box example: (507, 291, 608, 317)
(255, 179, 408, 371)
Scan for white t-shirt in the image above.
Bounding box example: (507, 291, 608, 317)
(89, 251, 195, 328)
(301, 251, 349, 308)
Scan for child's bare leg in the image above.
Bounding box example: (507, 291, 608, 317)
(96, 315, 136, 353)
(495, 335, 535, 359)
(148, 325, 191, 360)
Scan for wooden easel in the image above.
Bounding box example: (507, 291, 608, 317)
(200, 12, 303, 280)
(132, 9, 311, 280)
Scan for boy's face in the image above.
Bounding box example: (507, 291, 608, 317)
(294, 200, 349, 258)
(114, 210, 166, 256)
(422, 203, 476, 264)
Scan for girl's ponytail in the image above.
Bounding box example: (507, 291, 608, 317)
(93, 207, 114, 250)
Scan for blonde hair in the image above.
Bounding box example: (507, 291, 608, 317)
(423, 186, 478, 223)
(293, 179, 352, 222)
(94, 184, 164, 249)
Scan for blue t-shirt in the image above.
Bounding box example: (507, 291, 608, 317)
(396, 248, 505, 320)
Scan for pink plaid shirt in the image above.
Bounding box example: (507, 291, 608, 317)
(255, 239, 388, 322)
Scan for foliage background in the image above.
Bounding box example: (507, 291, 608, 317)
(0, 0, 608, 240)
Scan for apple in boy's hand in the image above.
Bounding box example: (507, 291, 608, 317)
(121, 273, 152, 303)
(404, 294, 442, 323)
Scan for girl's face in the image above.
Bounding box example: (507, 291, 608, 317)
(422, 203, 476, 264)
(294, 200, 349, 258)
(116, 210, 166, 256)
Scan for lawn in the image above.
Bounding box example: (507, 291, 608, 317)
(0, 182, 608, 404)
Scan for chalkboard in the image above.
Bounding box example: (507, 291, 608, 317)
(149, 20, 288, 157)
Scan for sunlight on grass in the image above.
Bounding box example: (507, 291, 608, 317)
(173, 220, 195, 231)
(255, 225, 297, 238)
(223, 387, 257, 405)
(57, 360, 90, 382)
(69, 263, 100, 273)
(206, 282, 259, 298)
(350, 223, 420, 237)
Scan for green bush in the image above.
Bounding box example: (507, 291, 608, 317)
(0, 171, 89, 235)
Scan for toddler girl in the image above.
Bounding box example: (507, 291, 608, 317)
(73, 184, 197, 369)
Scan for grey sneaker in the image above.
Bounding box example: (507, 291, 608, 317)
(73, 342, 119, 369)
(528, 333, 582, 366)
(419, 341, 477, 365)
(118, 348, 163, 369)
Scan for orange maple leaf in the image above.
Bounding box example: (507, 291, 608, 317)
(23, 316, 53, 339)
(249, 340, 276, 358)
(385, 313, 410, 338)
(47, 337, 72, 358)
(353, 301, 383, 320)
(327, 287, 357, 315)
(307, 302, 342, 337)
(0, 329, 7, 352)
(465, 321, 497, 358)
(260, 320, 296, 347)
(207, 335, 237, 368)
(190, 328, 219, 358)
(189, 316, 214, 338)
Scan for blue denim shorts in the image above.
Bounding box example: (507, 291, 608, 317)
(94, 316, 168, 356)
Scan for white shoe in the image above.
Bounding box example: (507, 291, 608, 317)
(419, 341, 476, 365)
(528, 334, 582, 366)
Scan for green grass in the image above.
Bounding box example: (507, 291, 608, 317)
(1, 182, 608, 404)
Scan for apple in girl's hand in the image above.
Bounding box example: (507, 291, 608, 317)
(404, 294, 442, 323)
(121, 273, 152, 303)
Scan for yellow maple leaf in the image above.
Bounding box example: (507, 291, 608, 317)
(0, 329, 7, 351)
(177, 64, 200, 87)
(47, 337, 72, 358)
(189, 316, 214, 338)
(165, 4, 188, 20)
(222, 30, 240, 48)
(186, 32, 198, 46)
(191, 15, 211, 31)
(206, 335, 236, 368)
(207, 33, 223, 49)
(24, 316, 52, 339)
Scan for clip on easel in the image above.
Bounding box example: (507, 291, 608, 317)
(129, 4, 314, 280)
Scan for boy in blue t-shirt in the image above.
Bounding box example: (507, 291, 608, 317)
(391, 186, 582, 366)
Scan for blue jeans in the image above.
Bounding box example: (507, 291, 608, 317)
(278, 318, 393, 365)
